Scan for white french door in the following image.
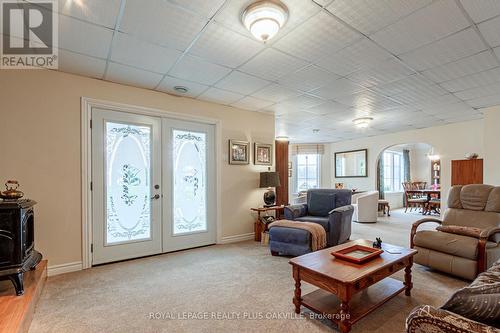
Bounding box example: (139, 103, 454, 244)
(91, 108, 216, 265)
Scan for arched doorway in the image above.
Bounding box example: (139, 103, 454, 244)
(376, 143, 441, 215)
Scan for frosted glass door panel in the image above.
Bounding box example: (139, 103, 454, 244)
(105, 122, 151, 245)
(172, 130, 207, 235)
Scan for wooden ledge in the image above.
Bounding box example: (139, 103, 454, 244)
(0, 260, 47, 333)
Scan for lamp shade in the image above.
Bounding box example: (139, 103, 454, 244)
(260, 172, 281, 188)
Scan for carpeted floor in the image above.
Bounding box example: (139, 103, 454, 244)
(30, 209, 467, 333)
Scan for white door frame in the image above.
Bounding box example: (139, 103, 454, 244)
(81, 97, 222, 269)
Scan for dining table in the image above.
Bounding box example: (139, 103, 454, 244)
(405, 189, 441, 215)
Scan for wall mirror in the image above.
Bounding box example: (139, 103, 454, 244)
(335, 149, 367, 178)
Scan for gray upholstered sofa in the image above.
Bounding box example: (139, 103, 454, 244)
(269, 189, 353, 256)
(406, 258, 500, 333)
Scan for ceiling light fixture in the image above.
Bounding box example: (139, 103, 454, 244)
(275, 136, 289, 141)
(353, 117, 373, 129)
(242, 1, 288, 42)
(173, 86, 189, 94)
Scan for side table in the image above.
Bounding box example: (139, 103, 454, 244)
(250, 206, 285, 242)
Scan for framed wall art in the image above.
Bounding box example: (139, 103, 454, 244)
(254, 143, 273, 166)
(229, 140, 250, 165)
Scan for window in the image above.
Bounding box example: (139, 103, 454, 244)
(295, 154, 320, 192)
(383, 151, 404, 192)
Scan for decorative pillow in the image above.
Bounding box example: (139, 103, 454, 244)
(436, 225, 482, 238)
(308, 192, 335, 217)
(442, 270, 500, 327)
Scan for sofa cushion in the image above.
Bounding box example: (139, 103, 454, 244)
(442, 262, 500, 327)
(436, 225, 482, 238)
(307, 191, 336, 217)
(295, 216, 329, 231)
(486, 187, 500, 213)
(414, 230, 480, 260)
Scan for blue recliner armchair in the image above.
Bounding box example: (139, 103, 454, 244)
(270, 189, 353, 256)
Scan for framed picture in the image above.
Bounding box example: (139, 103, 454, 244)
(335, 149, 368, 178)
(229, 140, 250, 165)
(254, 143, 273, 165)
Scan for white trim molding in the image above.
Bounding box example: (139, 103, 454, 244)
(48, 261, 83, 276)
(81, 97, 222, 269)
(218, 233, 254, 244)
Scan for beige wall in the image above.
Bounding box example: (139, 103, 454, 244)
(0, 70, 275, 267)
(328, 119, 488, 210)
(484, 105, 500, 186)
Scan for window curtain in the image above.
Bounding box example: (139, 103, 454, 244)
(377, 157, 385, 199)
(290, 144, 325, 155)
(403, 149, 411, 182)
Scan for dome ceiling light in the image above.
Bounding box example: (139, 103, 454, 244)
(353, 117, 373, 128)
(242, 1, 289, 42)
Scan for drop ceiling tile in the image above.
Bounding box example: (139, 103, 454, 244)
(309, 78, 365, 99)
(214, 71, 270, 95)
(278, 65, 340, 92)
(333, 90, 401, 109)
(346, 58, 415, 88)
(58, 14, 113, 58)
(280, 94, 325, 109)
(412, 93, 463, 108)
(58, 0, 121, 28)
(276, 111, 320, 122)
(169, 55, 232, 85)
(327, 0, 432, 35)
(478, 16, 500, 48)
(421, 51, 498, 83)
(307, 101, 350, 115)
(251, 84, 301, 102)
(239, 48, 309, 81)
(273, 11, 363, 66)
(399, 28, 486, 71)
(111, 33, 182, 74)
(120, 0, 207, 50)
(105, 62, 164, 90)
(198, 87, 244, 105)
(440, 67, 500, 92)
(214, 0, 321, 43)
(442, 112, 483, 123)
(315, 38, 392, 76)
(371, 0, 470, 54)
(372, 74, 441, 96)
(156, 75, 209, 97)
(57, 49, 106, 79)
(231, 96, 274, 111)
(495, 46, 500, 59)
(460, 0, 500, 23)
(166, 0, 226, 18)
(454, 81, 500, 100)
(189, 22, 265, 68)
(420, 102, 473, 115)
(466, 94, 500, 108)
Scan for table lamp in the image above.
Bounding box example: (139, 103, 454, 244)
(259, 171, 281, 207)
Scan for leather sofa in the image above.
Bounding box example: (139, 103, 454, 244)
(351, 190, 379, 223)
(411, 184, 500, 280)
(279, 189, 354, 248)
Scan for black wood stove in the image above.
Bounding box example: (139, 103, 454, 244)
(0, 199, 42, 295)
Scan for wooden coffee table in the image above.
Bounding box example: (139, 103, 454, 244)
(289, 239, 417, 333)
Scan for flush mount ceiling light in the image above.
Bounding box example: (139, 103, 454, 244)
(173, 86, 189, 94)
(242, 1, 288, 42)
(353, 117, 373, 128)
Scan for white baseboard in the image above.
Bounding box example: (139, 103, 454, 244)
(47, 261, 83, 276)
(218, 232, 254, 244)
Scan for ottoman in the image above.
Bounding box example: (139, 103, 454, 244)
(269, 227, 312, 257)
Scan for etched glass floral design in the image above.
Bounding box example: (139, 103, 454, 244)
(106, 122, 151, 244)
(173, 130, 207, 234)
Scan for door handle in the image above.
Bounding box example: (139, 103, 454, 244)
(151, 194, 160, 200)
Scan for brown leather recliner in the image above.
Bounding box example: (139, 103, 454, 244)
(410, 184, 500, 280)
